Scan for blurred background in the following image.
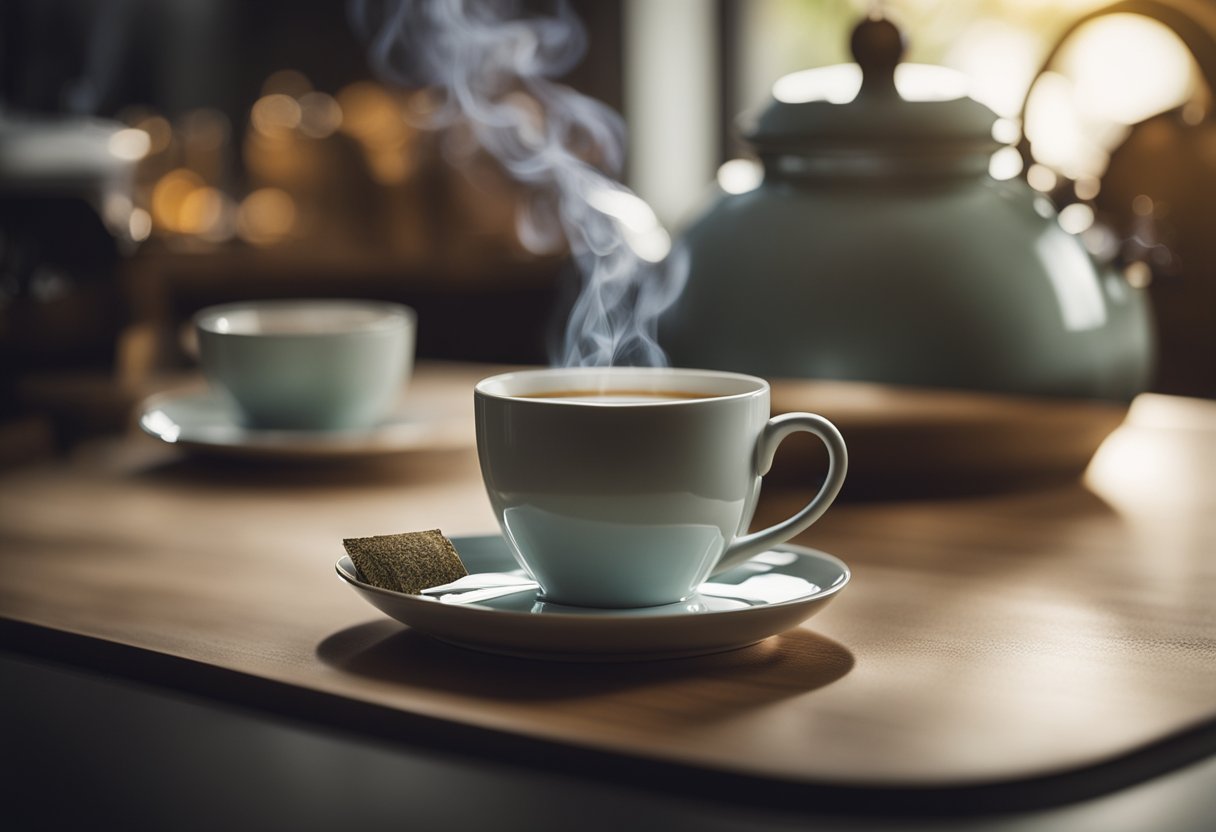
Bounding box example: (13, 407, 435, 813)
(1, 0, 1212, 453)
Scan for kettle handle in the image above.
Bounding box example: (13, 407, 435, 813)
(1018, 0, 1216, 163)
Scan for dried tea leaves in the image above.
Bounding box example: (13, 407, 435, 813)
(343, 529, 468, 595)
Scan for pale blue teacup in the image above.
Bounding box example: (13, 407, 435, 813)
(475, 367, 848, 608)
(195, 299, 415, 431)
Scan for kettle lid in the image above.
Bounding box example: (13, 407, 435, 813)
(745, 15, 1001, 154)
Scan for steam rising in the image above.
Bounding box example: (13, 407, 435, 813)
(350, 0, 686, 366)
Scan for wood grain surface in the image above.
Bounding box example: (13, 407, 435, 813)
(1, 363, 1213, 795)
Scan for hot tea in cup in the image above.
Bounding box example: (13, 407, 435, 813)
(475, 367, 847, 608)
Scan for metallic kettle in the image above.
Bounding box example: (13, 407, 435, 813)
(661, 15, 1153, 401)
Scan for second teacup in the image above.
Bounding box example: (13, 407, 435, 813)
(195, 299, 415, 431)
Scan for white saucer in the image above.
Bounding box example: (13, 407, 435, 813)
(138, 389, 473, 460)
(335, 535, 850, 661)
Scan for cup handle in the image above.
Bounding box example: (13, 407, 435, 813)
(712, 413, 848, 576)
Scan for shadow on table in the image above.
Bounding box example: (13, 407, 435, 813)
(317, 619, 853, 726)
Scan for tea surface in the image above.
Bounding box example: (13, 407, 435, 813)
(520, 390, 712, 403)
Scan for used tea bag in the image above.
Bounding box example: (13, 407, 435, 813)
(342, 529, 468, 595)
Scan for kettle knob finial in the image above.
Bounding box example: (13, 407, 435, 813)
(851, 14, 904, 97)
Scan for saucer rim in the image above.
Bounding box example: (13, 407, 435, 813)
(138, 388, 470, 457)
(334, 536, 850, 623)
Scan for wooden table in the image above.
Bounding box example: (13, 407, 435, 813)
(2, 362, 1215, 824)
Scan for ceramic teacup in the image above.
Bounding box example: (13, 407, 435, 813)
(474, 367, 847, 608)
(195, 299, 415, 430)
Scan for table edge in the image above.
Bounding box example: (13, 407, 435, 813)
(5, 616, 1214, 817)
